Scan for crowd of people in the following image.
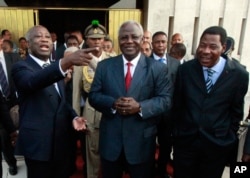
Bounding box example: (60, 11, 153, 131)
(0, 19, 250, 178)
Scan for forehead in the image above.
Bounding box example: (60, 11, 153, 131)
(120, 23, 142, 35)
(153, 34, 167, 41)
(200, 34, 221, 44)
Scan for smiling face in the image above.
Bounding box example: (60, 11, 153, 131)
(118, 21, 143, 61)
(27, 26, 52, 61)
(196, 34, 225, 68)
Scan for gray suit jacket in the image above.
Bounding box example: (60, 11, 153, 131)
(89, 54, 172, 164)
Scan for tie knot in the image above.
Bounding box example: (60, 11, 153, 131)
(127, 62, 132, 67)
(158, 58, 165, 63)
(42, 63, 50, 68)
(207, 68, 215, 77)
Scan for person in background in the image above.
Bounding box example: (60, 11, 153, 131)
(0, 91, 18, 178)
(143, 30, 152, 43)
(1, 29, 18, 53)
(89, 20, 172, 178)
(103, 37, 117, 56)
(170, 33, 184, 46)
(140, 41, 152, 57)
(50, 31, 62, 61)
(169, 43, 187, 64)
(56, 31, 70, 60)
(18, 37, 28, 59)
(2, 40, 13, 53)
(172, 26, 249, 178)
(0, 36, 20, 176)
(151, 31, 180, 178)
(71, 30, 85, 49)
(11, 25, 97, 178)
(73, 20, 114, 178)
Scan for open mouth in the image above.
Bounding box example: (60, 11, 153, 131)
(40, 44, 50, 51)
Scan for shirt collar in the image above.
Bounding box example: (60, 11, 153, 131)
(122, 52, 141, 66)
(202, 56, 226, 73)
(153, 53, 166, 60)
(29, 54, 50, 67)
(0, 50, 4, 60)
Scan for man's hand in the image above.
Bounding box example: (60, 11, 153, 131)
(61, 47, 100, 71)
(242, 154, 250, 162)
(10, 131, 18, 146)
(114, 97, 140, 115)
(73, 117, 87, 131)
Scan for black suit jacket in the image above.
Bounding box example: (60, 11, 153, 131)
(3, 52, 20, 108)
(12, 55, 77, 161)
(0, 91, 16, 134)
(173, 58, 249, 147)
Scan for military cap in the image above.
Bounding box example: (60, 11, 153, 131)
(84, 20, 107, 38)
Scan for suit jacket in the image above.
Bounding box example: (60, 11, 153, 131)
(11, 55, 77, 162)
(172, 58, 249, 147)
(0, 90, 16, 134)
(3, 52, 20, 108)
(72, 51, 114, 129)
(88, 54, 172, 164)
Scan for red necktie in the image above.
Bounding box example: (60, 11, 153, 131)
(125, 62, 132, 91)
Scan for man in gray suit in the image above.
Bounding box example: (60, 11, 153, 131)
(172, 26, 249, 178)
(150, 31, 180, 178)
(89, 21, 172, 178)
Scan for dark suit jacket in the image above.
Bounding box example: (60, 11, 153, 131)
(56, 43, 66, 60)
(172, 58, 249, 147)
(0, 91, 16, 134)
(3, 52, 20, 108)
(89, 54, 172, 164)
(11, 55, 77, 161)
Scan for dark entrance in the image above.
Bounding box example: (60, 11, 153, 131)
(39, 10, 108, 43)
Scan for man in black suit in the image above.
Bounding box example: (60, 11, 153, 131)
(172, 26, 249, 178)
(0, 90, 18, 178)
(0, 36, 20, 175)
(150, 31, 180, 178)
(11, 25, 97, 178)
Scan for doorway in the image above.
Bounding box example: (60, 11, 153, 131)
(38, 10, 108, 43)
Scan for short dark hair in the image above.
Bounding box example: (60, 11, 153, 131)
(200, 26, 227, 45)
(66, 35, 79, 44)
(152, 31, 168, 41)
(18, 37, 27, 42)
(170, 43, 186, 58)
(3, 39, 13, 49)
(1, 29, 9, 36)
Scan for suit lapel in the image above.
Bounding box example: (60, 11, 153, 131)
(111, 55, 126, 94)
(211, 59, 235, 92)
(127, 55, 147, 95)
(190, 59, 207, 93)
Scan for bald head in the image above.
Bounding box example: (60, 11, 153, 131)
(171, 33, 184, 46)
(143, 30, 152, 43)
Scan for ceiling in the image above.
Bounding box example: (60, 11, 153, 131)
(4, 0, 120, 8)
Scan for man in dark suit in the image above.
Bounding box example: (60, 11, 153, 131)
(150, 31, 180, 178)
(88, 21, 172, 178)
(0, 36, 20, 175)
(172, 26, 249, 178)
(0, 90, 18, 178)
(11, 25, 97, 178)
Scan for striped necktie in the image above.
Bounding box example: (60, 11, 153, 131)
(206, 68, 215, 93)
(0, 61, 10, 97)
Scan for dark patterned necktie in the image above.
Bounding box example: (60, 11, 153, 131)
(0, 61, 10, 97)
(206, 68, 215, 93)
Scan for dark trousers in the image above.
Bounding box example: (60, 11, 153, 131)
(156, 118, 173, 177)
(0, 128, 16, 167)
(101, 150, 153, 178)
(173, 137, 233, 178)
(25, 158, 71, 178)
